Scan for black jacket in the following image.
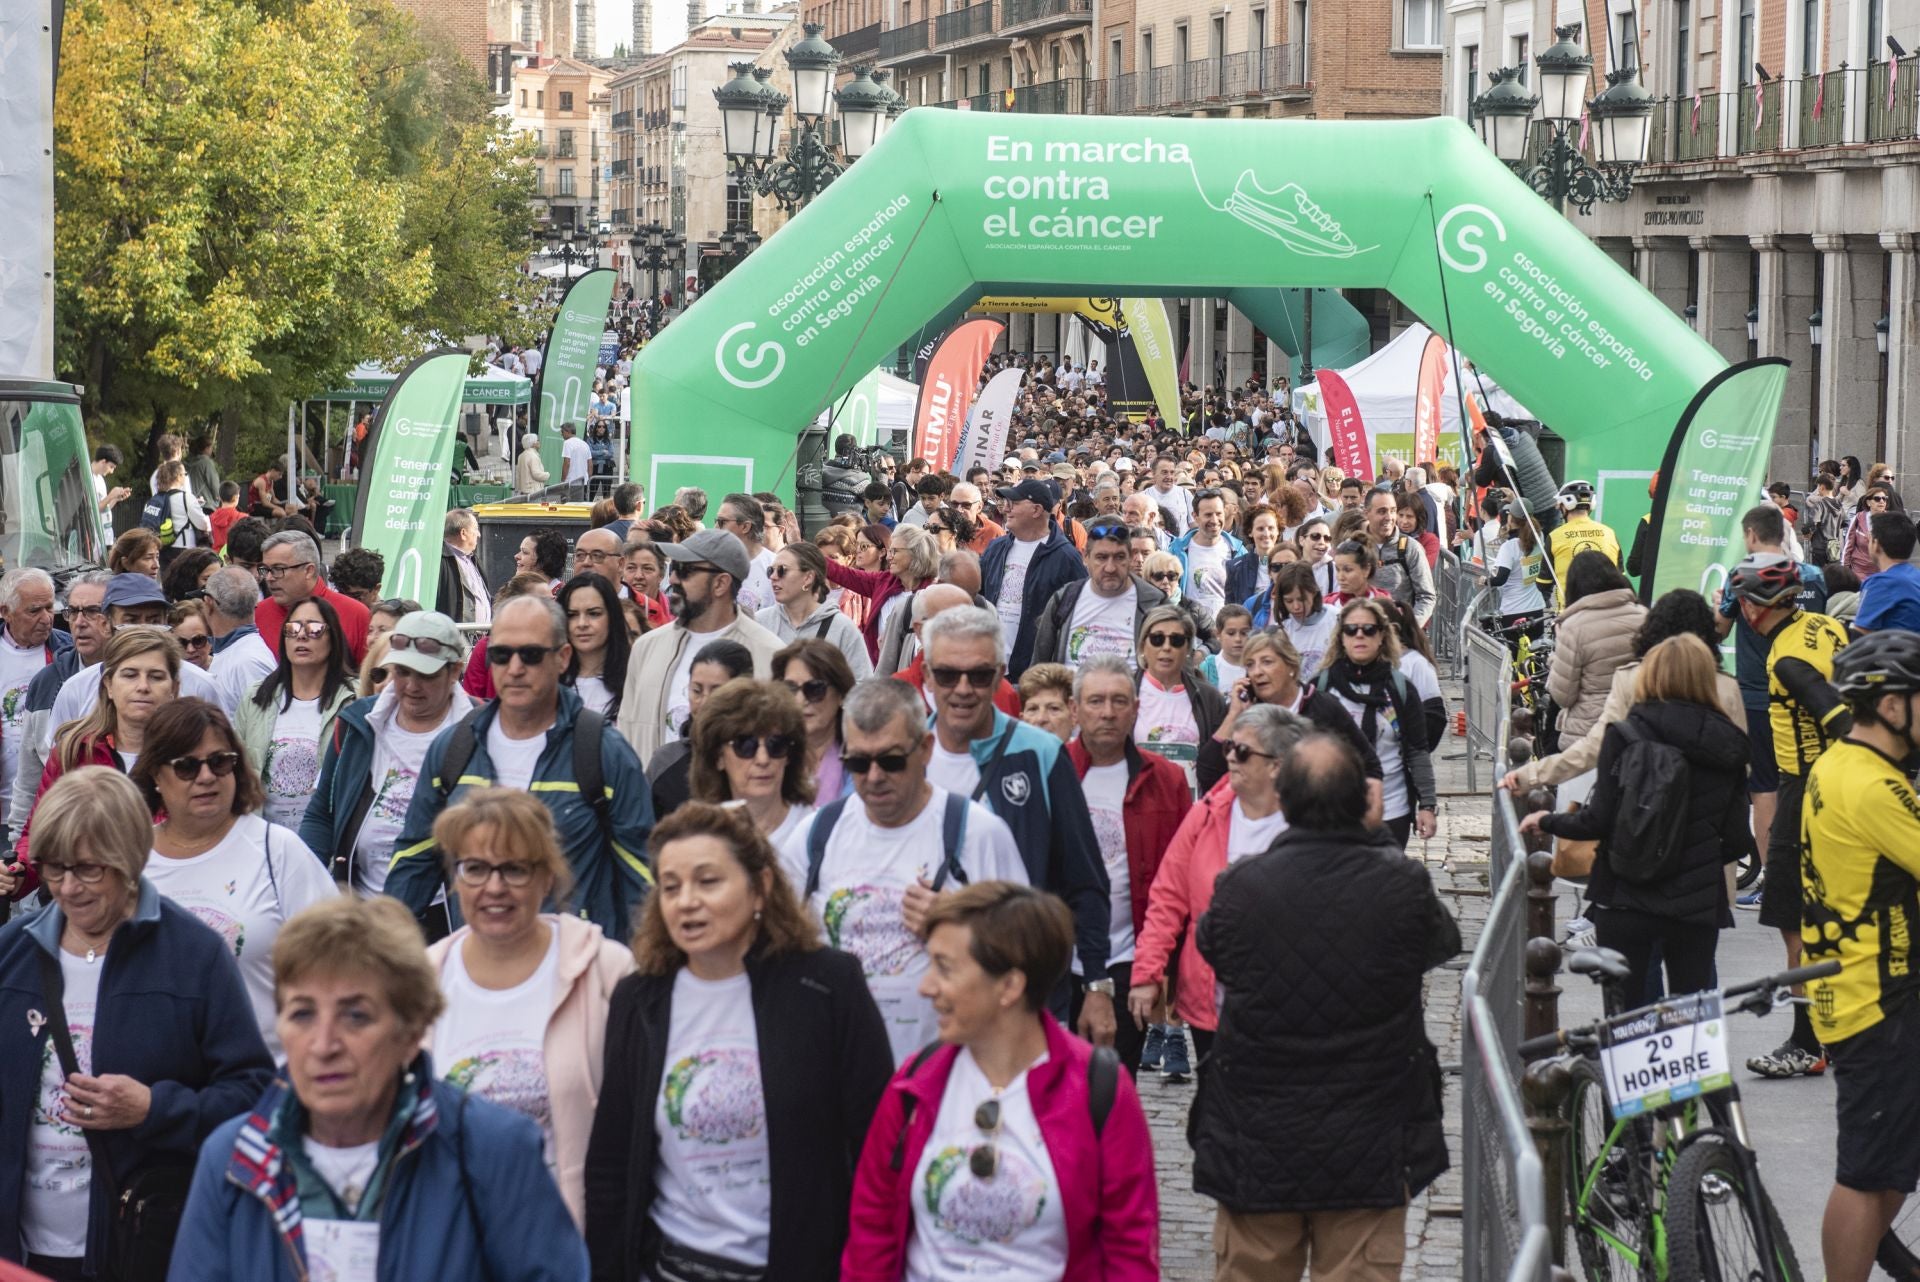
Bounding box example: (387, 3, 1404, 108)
(437, 544, 490, 625)
(1541, 700, 1752, 926)
(1193, 825, 1461, 1213)
(1030, 577, 1168, 669)
(583, 945, 893, 1282)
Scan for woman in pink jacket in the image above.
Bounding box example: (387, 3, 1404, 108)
(844, 882, 1159, 1282)
(422, 788, 635, 1230)
(1127, 705, 1303, 1069)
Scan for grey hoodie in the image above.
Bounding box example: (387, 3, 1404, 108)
(755, 595, 875, 680)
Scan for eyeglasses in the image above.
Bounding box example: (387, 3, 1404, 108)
(389, 634, 453, 657)
(178, 633, 212, 651)
(283, 621, 328, 640)
(261, 562, 311, 580)
(785, 678, 831, 704)
(39, 861, 111, 887)
(1267, 561, 1291, 574)
(844, 750, 913, 775)
(925, 524, 949, 536)
(1148, 571, 1181, 584)
(576, 549, 620, 564)
(1868, 495, 1889, 503)
(487, 643, 560, 667)
(727, 733, 795, 761)
(669, 563, 720, 580)
(929, 665, 999, 690)
(971, 1099, 1002, 1180)
(951, 499, 980, 512)
(453, 858, 537, 888)
(1144, 631, 1190, 649)
(67, 605, 107, 620)
(767, 565, 795, 580)
(1342, 623, 1383, 638)
(162, 750, 241, 782)
(1224, 741, 1278, 764)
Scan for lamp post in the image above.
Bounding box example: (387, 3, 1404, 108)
(1470, 25, 1654, 216)
(629, 222, 685, 306)
(715, 30, 901, 214)
(544, 227, 597, 281)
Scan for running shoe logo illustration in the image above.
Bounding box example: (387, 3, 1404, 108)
(1216, 173, 1376, 258)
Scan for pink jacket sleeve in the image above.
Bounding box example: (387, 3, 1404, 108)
(1096, 1066, 1161, 1280)
(1131, 807, 1203, 986)
(841, 1079, 912, 1282)
(825, 559, 899, 603)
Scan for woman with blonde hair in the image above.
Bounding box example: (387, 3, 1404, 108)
(1523, 634, 1752, 1001)
(424, 788, 634, 1229)
(107, 528, 162, 580)
(585, 802, 892, 1281)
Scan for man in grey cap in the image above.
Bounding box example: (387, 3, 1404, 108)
(302, 611, 476, 892)
(618, 527, 783, 767)
(45, 572, 223, 738)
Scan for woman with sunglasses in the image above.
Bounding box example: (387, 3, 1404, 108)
(1310, 599, 1437, 847)
(588, 802, 893, 1282)
(756, 542, 874, 681)
(560, 572, 630, 717)
(1134, 604, 1229, 796)
(1295, 515, 1337, 593)
(923, 506, 975, 558)
(170, 600, 214, 671)
(691, 679, 817, 847)
(424, 788, 633, 1230)
(1140, 551, 1216, 655)
(234, 595, 356, 830)
(1222, 503, 1281, 610)
(1844, 486, 1895, 581)
(845, 880, 1158, 1282)
(12, 628, 183, 873)
(773, 638, 858, 804)
(135, 699, 338, 1056)
(366, 596, 421, 651)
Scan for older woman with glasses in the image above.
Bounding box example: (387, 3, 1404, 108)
(0, 769, 272, 1282)
(756, 542, 873, 680)
(1140, 552, 1215, 654)
(1310, 598, 1437, 847)
(691, 679, 817, 847)
(234, 595, 357, 830)
(825, 523, 939, 665)
(773, 637, 858, 804)
(1134, 604, 1228, 796)
(424, 788, 634, 1230)
(135, 699, 338, 1057)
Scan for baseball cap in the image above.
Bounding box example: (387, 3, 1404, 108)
(995, 479, 1055, 507)
(1050, 463, 1077, 481)
(1044, 450, 1066, 464)
(654, 528, 751, 582)
(385, 611, 465, 675)
(1001, 455, 1022, 470)
(103, 573, 167, 611)
(1113, 458, 1135, 473)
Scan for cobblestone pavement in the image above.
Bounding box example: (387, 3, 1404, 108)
(1146, 692, 1487, 1281)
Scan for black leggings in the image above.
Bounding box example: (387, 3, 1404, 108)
(1594, 906, 1719, 1006)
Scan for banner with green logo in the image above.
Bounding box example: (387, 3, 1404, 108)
(537, 267, 617, 476)
(350, 349, 469, 610)
(630, 112, 1734, 504)
(1640, 358, 1789, 605)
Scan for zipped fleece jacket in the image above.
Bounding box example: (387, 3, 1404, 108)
(618, 614, 783, 768)
(0, 882, 274, 1273)
(949, 709, 1112, 981)
(387, 687, 655, 941)
(426, 913, 633, 1228)
(979, 522, 1089, 677)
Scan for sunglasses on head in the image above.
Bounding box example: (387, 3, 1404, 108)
(163, 750, 241, 782)
(487, 643, 560, 667)
(727, 734, 795, 761)
(388, 634, 452, 657)
(930, 665, 999, 690)
(1145, 630, 1189, 648)
(785, 678, 831, 704)
(1342, 623, 1382, 638)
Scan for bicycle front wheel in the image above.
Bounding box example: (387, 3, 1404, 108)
(1564, 1056, 1647, 1281)
(1665, 1131, 1801, 1282)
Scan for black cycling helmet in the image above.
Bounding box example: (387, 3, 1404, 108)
(1725, 553, 1802, 608)
(1832, 630, 1920, 704)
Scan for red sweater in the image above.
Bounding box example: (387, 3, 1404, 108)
(1067, 740, 1193, 937)
(254, 583, 370, 666)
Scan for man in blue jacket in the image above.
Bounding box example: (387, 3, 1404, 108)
(1169, 487, 1247, 619)
(920, 605, 1117, 1046)
(979, 479, 1088, 679)
(386, 596, 654, 940)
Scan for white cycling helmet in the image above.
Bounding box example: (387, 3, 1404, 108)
(1557, 479, 1596, 510)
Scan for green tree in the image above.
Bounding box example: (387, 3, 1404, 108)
(55, 0, 541, 481)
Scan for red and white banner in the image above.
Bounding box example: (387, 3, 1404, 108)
(911, 318, 1003, 472)
(1318, 369, 1372, 481)
(1412, 331, 1446, 467)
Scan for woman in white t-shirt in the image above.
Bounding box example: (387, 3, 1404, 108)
(846, 881, 1160, 1281)
(234, 597, 355, 830)
(584, 802, 894, 1281)
(1133, 604, 1229, 796)
(1491, 500, 1549, 646)
(424, 788, 633, 1230)
(561, 573, 629, 718)
(139, 699, 338, 1056)
(691, 679, 818, 847)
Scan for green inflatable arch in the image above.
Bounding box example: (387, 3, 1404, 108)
(628, 112, 1733, 524)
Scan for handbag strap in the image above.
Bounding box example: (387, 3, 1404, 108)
(36, 947, 118, 1192)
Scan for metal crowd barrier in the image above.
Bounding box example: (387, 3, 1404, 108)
(1460, 789, 1551, 1282)
(1433, 552, 1462, 675)
(1461, 621, 1512, 793)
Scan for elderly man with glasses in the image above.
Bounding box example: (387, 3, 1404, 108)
(254, 530, 370, 664)
(572, 527, 626, 586)
(0, 568, 80, 844)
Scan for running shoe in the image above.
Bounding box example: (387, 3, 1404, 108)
(1139, 1024, 1166, 1073)
(1163, 1028, 1193, 1084)
(1745, 1042, 1827, 1078)
(1562, 915, 1597, 949)
(1735, 888, 1765, 910)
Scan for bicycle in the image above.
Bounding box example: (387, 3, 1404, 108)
(1519, 949, 1839, 1282)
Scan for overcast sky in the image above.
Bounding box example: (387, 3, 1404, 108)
(596, 0, 693, 57)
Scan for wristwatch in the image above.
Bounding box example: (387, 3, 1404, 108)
(1083, 979, 1116, 997)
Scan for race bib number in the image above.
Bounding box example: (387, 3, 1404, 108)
(1597, 992, 1731, 1120)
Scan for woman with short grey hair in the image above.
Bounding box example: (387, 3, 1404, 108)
(823, 523, 941, 664)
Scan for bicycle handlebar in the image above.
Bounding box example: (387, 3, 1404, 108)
(1515, 961, 1843, 1061)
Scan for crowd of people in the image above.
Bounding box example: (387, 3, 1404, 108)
(5, 352, 1916, 1282)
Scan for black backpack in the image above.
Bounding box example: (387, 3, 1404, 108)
(804, 792, 968, 898)
(138, 489, 182, 547)
(1605, 719, 1693, 884)
(434, 705, 614, 853)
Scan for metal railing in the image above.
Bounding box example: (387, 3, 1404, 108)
(934, 1, 996, 46)
(1797, 68, 1846, 147)
(834, 20, 882, 55)
(1735, 80, 1784, 152)
(1462, 618, 1511, 794)
(999, 0, 1090, 28)
(879, 19, 931, 58)
(1867, 58, 1919, 141)
(1093, 43, 1307, 115)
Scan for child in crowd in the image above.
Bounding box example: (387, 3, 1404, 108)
(209, 481, 243, 554)
(1201, 604, 1253, 694)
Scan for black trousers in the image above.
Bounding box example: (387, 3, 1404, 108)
(1384, 813, 1413, 849)
(1594, 905, 1719, 1006)
(1070, 962, 1145, 1077)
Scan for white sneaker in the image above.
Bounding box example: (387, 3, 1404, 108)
(1563, 915, 1597, 949)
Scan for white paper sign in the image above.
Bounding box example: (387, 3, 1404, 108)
(305, 1219, 380, 1282)
(1597, 991, 1732, 1120)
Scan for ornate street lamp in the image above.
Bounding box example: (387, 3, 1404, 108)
(544, 226, 597, 280)
(717, 27, 894, 214)
(1472, 66, 1538, 164)
(629, 222, 685, 304)
(835, 67, 897, 158)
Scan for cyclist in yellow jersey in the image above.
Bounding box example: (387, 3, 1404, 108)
(1800, 630, 1920, 1282)
(1545, 480, 1621, 606)
(1729, 552, 1852, 1079)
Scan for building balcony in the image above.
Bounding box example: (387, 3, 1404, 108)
(834, 20, 881, 57)
(997, 0, 1089, 37)
(878, 20, 933, 63)
(611, 158, 631, 175)
(933, 1, 1004, 52)
(612, 109, 633, 129)
(531, 144, 550, 158)
(557, 144, 578, 159)
(928, 77, 1087, 113)
(1622, 63, 1920, 173)
(1093, 44, 1308, 114)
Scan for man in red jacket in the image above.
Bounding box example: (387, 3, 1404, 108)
(1066, 653, 1193, 1075)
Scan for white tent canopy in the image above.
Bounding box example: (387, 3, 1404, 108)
(816, 370, 918, 448)
(1291, 323, 1532, 466)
